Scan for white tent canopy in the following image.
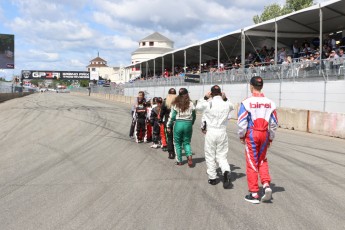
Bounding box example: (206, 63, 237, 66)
(126, 0, 345, 79)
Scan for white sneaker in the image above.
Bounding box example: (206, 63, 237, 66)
(261, 187, 272, 202)
(151, 144, 158, 148)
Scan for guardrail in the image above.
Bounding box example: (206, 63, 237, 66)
(125, 59, 345, 88)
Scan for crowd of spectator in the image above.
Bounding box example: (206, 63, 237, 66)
(132, 35, 345, 82)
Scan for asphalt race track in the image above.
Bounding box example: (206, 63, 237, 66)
(0, 93, 344, 230)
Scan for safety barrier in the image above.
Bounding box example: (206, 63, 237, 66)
(0, 92, 34, 103)
(71, 89, 345, 139)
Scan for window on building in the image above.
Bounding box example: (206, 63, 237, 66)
(149, 42, 154, 46)
(92, 68, 96, 71)
(142, 42, 146, 46)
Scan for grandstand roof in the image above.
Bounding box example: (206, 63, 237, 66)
(126, 0, 345, 71)
(132, 47, 174, 55)
(139, 32, 173, 43)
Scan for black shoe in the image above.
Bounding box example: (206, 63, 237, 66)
(208, 179, 217, 185)
(244, 193, 260, 204)
(162, 146, 168, 151)
(223, 171, 233, 189)
(261, 186, 272, 202)
(168, 152, 175, 159)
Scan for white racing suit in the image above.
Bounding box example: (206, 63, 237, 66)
(196, 96, 234, 179)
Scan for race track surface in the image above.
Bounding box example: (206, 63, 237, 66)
(0, 93, 344, 230)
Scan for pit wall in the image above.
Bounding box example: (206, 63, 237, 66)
(71, 91, 345, 139)
(0, 92, 33, 103)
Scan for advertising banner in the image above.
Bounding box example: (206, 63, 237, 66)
(184, 74, 200, 83)
(0, 34, 15, 69)
(21, 70, 90, 80)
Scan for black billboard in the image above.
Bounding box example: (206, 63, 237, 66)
(21, 70, 90, 80)
(0, 34, 15, 69)
(184, 74, 200, 83)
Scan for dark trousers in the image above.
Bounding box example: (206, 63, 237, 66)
(136, 119, 146, 141)
(129, 119, 135, 137)
(152, 122, 161, 144)
(167, 125, 175, 156)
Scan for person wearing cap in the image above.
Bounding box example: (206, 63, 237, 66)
(150, 97, 163, 148)
(167, 88, 196, 166)
(196, 85, 234, 188)
(160, 88, 177, 158)
(238, 76, 278, 204)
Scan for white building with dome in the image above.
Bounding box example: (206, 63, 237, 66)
(86, 55, 122, 83)
(129, 32, 174, 80)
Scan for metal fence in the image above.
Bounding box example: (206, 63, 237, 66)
(71, 83, 125, 95)
(125, 59, 345, 88)
(0, 82, 13, 93)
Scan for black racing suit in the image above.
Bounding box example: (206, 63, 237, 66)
(134, 105, 147, 141)
(160, 100, 175, 157)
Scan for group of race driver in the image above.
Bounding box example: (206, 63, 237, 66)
(129, 76, 278, 204)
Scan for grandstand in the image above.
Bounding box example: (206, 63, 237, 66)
(122, 0, 345, 84)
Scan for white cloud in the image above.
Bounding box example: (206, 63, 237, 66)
(10, 18, 94, 41)
(3, 0, 322, 75)
(26, 50, 59, 62)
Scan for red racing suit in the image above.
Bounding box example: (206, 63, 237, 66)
(237, 93, 278, 192)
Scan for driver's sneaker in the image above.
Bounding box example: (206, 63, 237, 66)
(223, 171, 233, 189)
(150, 143, 160, 148)
(208, 179, 217, 185)
(244, 193, 260, 204)
(261, 186, 272, 202)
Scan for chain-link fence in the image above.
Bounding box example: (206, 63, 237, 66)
(70, 83, 125, 96)
(0, 82, 13, 93)
(125, 59, 345, 88)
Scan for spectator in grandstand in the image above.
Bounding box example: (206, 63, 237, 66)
(292, 40, 300, 59)
(167, 88, 196, 166)
(338, 48, 344, 58)
(160, 88, 177, 159)
(328, 50, 339, 60)
(164, 69, 169, 78)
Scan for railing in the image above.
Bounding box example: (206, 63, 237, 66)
(125, 59, 345, 88)
(70, 84, 125, 96)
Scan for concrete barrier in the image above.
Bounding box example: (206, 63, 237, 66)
(0, 92, 33, 103)
(308, 111, 345, 138)
(276, 108, 308, 132)
(71, 91, 345, 139)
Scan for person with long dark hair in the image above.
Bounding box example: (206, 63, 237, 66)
(167, 88, 196, 166)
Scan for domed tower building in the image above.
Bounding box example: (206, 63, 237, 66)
(86, 54, 120, 83)
(130, 32, 174, 79)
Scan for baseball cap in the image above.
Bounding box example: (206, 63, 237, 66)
(250, 76, 263, 87)
(179, 88, 188, 96)
(211, 85, 221, 94)
(168, 88, 176, 94)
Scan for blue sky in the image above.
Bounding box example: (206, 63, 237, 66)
(0, 0, 326, 80)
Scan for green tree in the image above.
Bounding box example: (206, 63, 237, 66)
(79, 80, 90, 87)
(30, 79, 44, 87)
(253, 0, 313, 24)
(286, 0, 313, 11)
